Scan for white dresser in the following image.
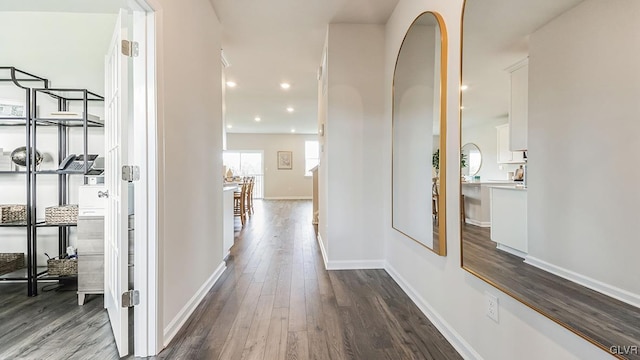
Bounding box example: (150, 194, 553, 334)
(77, 185, 106, 305)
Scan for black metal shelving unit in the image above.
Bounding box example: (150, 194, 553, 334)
(0, 67, 104, 296)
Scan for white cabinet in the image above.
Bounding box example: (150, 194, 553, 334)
(508, 59, 528, 151)
(496, 124, 525, 164)
(490, 187, 527, 257)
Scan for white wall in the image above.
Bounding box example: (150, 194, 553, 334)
(154, 0, 225, 347)
(527, 0, 640, 297)
(0, 12, 114, 264)
(226, 133, 314, 199)
(382, 1, 613, 359)
(321, 24, 386, 267)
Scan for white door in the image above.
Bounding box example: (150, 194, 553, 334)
(104, 9, 130, 357)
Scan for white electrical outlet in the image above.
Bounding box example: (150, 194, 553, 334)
(485, 292, 499, 323)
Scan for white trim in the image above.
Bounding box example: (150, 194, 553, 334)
(524, 256, 640, 309)
(465, 218, 490, 228)
(325, 259, 385, 270)
(127, 1, 159, 356)
(316, 233, 384, 270)
(317, 233, 329, 269)
(496, 243, 527, 259)
(162, 261, 226, 347)
(385, 263, 483, 360)
(263, 196, 312, 200)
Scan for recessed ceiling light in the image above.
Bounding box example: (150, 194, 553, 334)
(286, 107, 294, 113)
(254, 117, 261, 122)
(460, 85, 469, 91)
(280, 82, 291, 89)
(227, 124, 232, 129)
(226, 81, 237, 88)
(291, 129, 296, 133)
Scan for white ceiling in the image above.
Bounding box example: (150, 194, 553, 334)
(211, 0, 399, 134)
(461, 0, 584, 129)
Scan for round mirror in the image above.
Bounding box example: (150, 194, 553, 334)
(461, 143, 481, 176)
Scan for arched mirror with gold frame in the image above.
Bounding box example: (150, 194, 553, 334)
(460, 0, 640, 357)
(392, 11, 448, 256)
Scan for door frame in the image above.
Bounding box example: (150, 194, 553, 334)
(127, 0, 160, 356)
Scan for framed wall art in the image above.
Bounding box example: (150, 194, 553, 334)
(277, 151, 292, 170)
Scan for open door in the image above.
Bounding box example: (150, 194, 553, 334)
(104, 9, 130, 357)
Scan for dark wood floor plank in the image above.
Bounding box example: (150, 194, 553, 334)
(288, 257, 307, 332)
(217, 281, 264, 359)
(264, 307, 290, 360)
(286, 330, 309, 360)
(241, 294, 275, 360)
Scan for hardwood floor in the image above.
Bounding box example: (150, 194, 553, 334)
(157, 200, 461, 360)
(462, 223, 640, 360)
(0, 200, 461, 359)
(0, 282, 119, 360)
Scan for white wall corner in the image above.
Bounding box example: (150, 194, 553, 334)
(524, 256, 640, 309)
(317, 233, 329, 269)
(385, 262, 483, 360)
(162, 261, 226, 347)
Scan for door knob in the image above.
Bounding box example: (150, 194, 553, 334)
(98, 190, 109, 198)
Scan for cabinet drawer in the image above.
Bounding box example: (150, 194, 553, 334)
(78, 254, 104, 291)
(78, 218, 104, 254)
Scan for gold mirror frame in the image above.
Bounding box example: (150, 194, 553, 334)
(392, 11, 448, 256)
(459, 1, 639, 358)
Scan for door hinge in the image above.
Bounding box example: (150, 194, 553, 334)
(121, 40, 139, 57)
(122, 165, 140, 182)
(122, 289, 140, 308)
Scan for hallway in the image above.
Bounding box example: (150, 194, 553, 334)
(158, 200, 461, 359)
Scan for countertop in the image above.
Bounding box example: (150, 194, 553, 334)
(489, 185, 527, 191)
(223, 184, 239, 192)
(462, 180, 521, 185)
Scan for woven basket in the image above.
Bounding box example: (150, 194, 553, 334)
(45, 205, 78, 224)
(47, 258, 77, 276)
(0, 253, 25, 275)
(0, 205, 26, 223)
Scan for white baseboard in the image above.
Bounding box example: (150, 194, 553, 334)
(163, 261, 226, 347)
(262, 196, 312, 200)
(524, 256, 640, 309)
(316, 234, 384, 270)
(465, 218, 490, 228)
(385, 262, 483, 360)
(317, 233, 329, 269)
(496, 243, 527, 259)
(326, 259, 385, 270)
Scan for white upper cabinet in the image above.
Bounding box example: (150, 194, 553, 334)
(507, 59, 528, 151)
(497, 124, 525, 164)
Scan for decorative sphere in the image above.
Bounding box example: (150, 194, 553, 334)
(10, 146, 43, 167)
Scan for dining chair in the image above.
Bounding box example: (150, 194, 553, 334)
(234, 181, 249, 226)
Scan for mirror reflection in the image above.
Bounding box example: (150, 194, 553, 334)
(461, 143, 481, 178)
(461, 0, 640, 355)
(392, 12, 447, 255)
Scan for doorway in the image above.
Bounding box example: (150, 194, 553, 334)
(0, 2, 159, 358)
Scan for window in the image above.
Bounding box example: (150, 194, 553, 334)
(305, 140, 319, 176)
